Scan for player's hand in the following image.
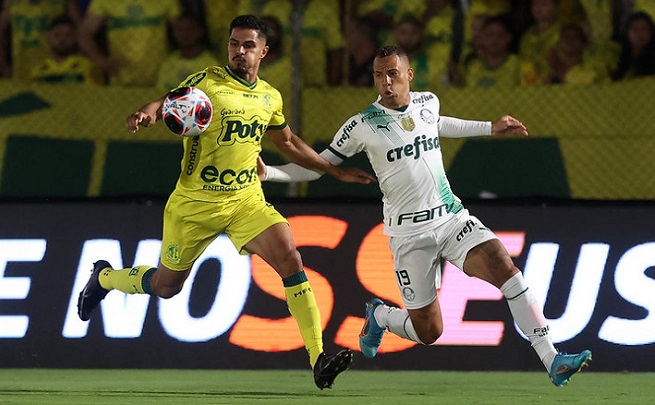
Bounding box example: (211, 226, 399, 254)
(126, 111, 155, 133)
(491, 115, 528, 137)
(333, 166, 377, 184)
(256, 156, 267, 181)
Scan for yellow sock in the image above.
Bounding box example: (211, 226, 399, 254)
(98, 265, 155, 295)
(284, 271, 324, 367)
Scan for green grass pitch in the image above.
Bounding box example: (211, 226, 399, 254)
(0, 369, 653, 404)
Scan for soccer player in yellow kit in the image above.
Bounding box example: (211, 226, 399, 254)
(77, 15, 374, 390)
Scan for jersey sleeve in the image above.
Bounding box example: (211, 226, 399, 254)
(266, 87, 286, 130)
(326, 115, 365, 160)
(438, 116, 492, 138)
(179, 68, 209, 89)
(265, 149, 341, 182)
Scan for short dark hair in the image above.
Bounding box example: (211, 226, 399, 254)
(375, 45, 408, 60)
(230, 14, 269, 42)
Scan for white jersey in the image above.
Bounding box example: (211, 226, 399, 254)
(326, 91, 491, 237)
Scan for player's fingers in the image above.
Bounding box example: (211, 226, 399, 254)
(509, 125, 528, 136)
(504, 116, 528, 135)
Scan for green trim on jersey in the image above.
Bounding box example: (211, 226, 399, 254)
(360, 102, 462, 216)
(267, 122, 288, 130)
(225, 65, 257, 89)
(439, 174, 463, 214)
(360, 104, 403, 145)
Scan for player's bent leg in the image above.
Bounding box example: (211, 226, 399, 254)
(149, 265, 191, 298)
(78, 260, 157, 321)
(360, 298, 442, 358)
(243, 222, 302, 279)
(245, 223, 329, 373)
(462, 239, 592, 386)
(463, 239, 518, 288)
(77, 261, 190, 321)
(407, 300, 443, 344)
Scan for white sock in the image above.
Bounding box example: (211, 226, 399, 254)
(501, 272, 557, 371)
(374, 304, 422, 343)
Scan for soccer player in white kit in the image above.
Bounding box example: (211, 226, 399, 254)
(261, 46, 592, 387)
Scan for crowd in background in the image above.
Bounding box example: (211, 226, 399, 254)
(1, 0, 654, 92)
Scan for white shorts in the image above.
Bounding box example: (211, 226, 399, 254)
(388, 209, 497, 309)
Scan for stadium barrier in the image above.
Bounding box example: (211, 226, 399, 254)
(0, 78, 654, 199)
(1, 198, 654, 371)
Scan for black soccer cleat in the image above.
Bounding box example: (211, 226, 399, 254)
(313, 349, 353, 390)
(77, 260, 112, 321)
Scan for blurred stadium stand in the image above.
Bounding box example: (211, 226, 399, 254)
(0, 77, 653, 200)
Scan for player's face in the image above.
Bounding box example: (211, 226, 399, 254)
(228, 27, 269, 79)
(372, 54, 414, 109)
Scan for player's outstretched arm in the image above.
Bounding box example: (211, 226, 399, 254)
(492, 115, 528, 137)
(267, 127, 375, 184)
(126, 97, 166, 133)
(258, 152, 375, 184)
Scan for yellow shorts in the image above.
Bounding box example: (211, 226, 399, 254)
(160, 188, 287, 271)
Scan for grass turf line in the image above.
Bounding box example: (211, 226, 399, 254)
(0, 369, 653, 404)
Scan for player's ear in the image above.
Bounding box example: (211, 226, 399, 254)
(407, 67, 415, 81)
(260, 45, 269, 59)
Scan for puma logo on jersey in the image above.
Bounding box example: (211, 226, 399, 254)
(377, 123, 391, 131)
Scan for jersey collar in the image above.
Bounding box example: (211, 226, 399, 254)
(225, 65, 258, 89)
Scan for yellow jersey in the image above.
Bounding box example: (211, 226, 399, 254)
(8, 0, 68, 81)
(30, 54, 103, 84)
(174, 66, 286, 201)
(465, 54, 521, 88)
(519, 22, 561, 81)
(87, 0, 181, 87)
(156, 49, 219, 91)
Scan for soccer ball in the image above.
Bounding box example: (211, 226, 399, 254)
(162, 86, 213, 137)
